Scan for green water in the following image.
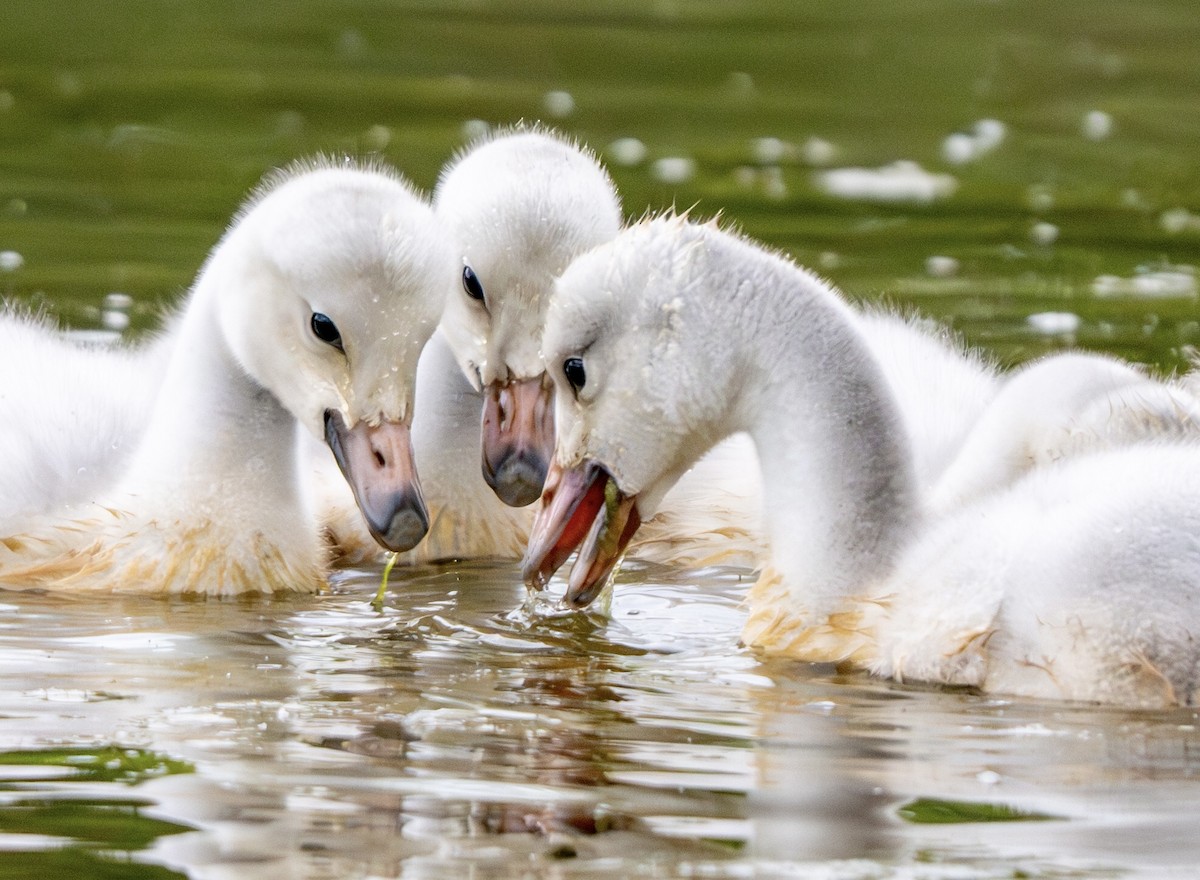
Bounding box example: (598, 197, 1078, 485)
(2, 1, 1200, 877)
(3, 1, 1199, 365)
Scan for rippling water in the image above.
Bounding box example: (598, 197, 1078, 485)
(3, 0, 1200, 877)
(3, 566, 1200, 877)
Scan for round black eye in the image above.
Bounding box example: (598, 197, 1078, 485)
(563, 357, 586, 393)
(462, 265, 485, 302)
(311, 312, 344, 352)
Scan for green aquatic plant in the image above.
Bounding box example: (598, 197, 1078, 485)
(0, 848, 187, 880)
(0, 747, 193, 787)
(0, 798, 194, 850)
(898, 796, 1062, 824)
(372, 550, 400, 608)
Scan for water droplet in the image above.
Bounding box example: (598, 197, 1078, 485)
(0, 250, 24, 272)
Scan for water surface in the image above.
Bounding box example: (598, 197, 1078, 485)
(1, 1, 1199, 877)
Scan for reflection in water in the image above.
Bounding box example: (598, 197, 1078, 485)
(0, 562, 1198, 877)
(2, 0, 1200, 874)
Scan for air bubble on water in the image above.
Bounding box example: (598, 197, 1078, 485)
(1082, 110, 1113, 141)
(542, 90, 575, 118)
(925, 255, 959, 278)
(651, 156, 696, 185)
(1030, 222, 1059, 246)
(1026, 185, 1054, 212)
(461, 118, 490, 142)
(1026, 311, 1080, 336)
(101, 310, 130, 331)
(941, 132, 976, 165)
(761, 167, 787, 200)
(801, 136, 836, 166)
(364, 124, 391, 150)
(607, 137, 647, 167)
(750, 136, 789, 165)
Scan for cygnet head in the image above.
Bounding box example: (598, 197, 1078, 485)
(522, 217, 746, 604)
(213, 158, 456, 551)
(434, 127, 623, 507)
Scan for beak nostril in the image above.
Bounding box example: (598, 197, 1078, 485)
(373, 450, 386, 468)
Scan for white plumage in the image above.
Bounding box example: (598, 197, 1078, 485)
(0, 159, 455, 595)
(526, 215, 1200, 706)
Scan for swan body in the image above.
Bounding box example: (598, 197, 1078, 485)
(930, 351, 1200, 510)
(0, 159, 455, 595)
(0, 312, 168, 521)
(524, 215, 1200, 706)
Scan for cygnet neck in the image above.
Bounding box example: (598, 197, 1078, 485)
(715, 234, 920, 616)
(119, 247, 301, 517)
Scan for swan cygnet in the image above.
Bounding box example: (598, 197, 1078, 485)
(522, 215, 1200, 707)
(0, 159, 455, 595)
(423, 127, 764, 568)
(931, 351, 1200, 511)
(434, 126, 625, 507)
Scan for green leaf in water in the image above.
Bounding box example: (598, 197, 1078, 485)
(0, 847, 188, 880)
(897, 797, 1062, 824)
(0, 747, 193, 786)
(0, 798, 194, 850)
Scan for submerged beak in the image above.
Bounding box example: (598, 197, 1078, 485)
(520, 460, 642, 607)
(324, 410, 429, 553)
(481, 375, 556, 508)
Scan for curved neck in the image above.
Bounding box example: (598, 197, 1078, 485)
(728, 256, 920, 618)
(121, 260, 301, 515)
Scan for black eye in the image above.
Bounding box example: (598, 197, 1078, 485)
(462, 265, 485, 302)
(311, 312, 344, 352)
(563, 357, 586, 394)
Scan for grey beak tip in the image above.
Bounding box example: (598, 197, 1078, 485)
(370, 503, 429, 554)
(483, 451, 548, 508)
